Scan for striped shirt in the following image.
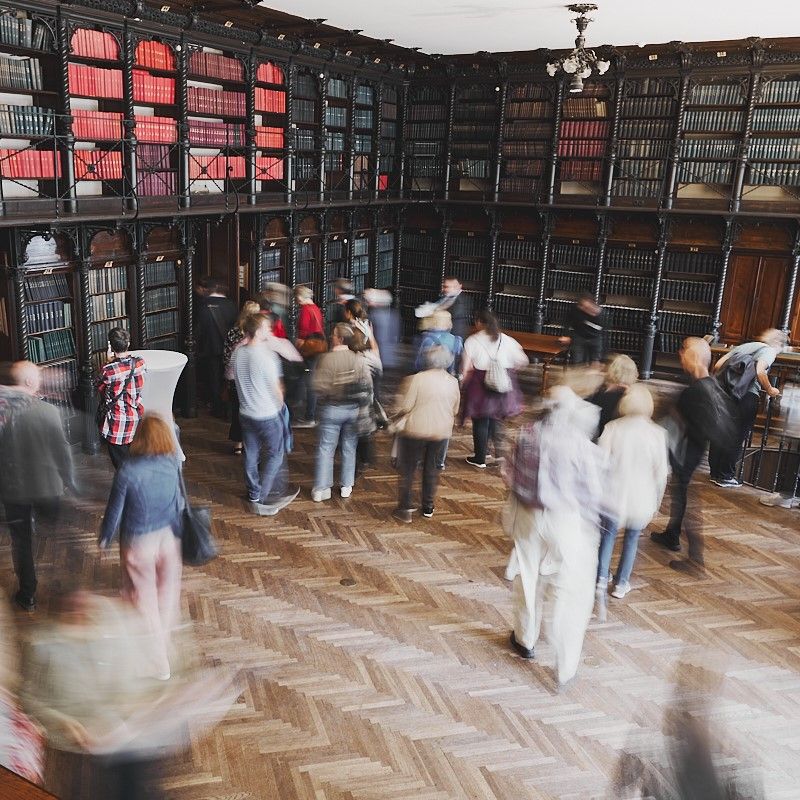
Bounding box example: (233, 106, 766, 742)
(232, 343, 282, 420)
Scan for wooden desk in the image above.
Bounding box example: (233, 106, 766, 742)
(508, 332, 570, 393)
(0, 767, 56, 800)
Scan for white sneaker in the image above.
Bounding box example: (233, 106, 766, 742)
(611, 581, 631, 599)
(340, 486, 352, 499)
(311, 487, 331, 502)
(759, 492, 799, 509)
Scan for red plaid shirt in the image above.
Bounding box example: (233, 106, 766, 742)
(97, 356, 145, 445)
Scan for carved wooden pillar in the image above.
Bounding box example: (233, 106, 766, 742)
(77, 255, 99, 453)
(641, 214, 670, 378)
(712, 218, 736, 342)
(133, 252, 145, 349)
(604, 72, 624, 207)
(177, 37, 190, 209)
(246, 51, 257, 206)
(288, 214, 298, 338)
(547, 79, 565, 205)
(318, 70, 328, 202)
(594, 214, 610, 304)
(732, 72, 759, 213)
(285, 60, 295, 205)
(57, 14, 77, 214)
(781, 225, 800, 338)
(534, 211, 552, 333)
(439, 213, 451, 287)
(665, 54, 691, 210)
(398, 80, 409, 198)
(443, 80, 456, 200)
(374, 82, 384, 200)
(181, 218, 197, 417)
(10, 266, 28, 360)
(347, 73, 357, 201)
(493, 78, 508, 203)
(123, 26, 138, 212)
(394, 207, 404, 300)
(487, 212, 500, 311)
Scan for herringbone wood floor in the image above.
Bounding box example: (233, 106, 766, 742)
(4, 395, 800, 799)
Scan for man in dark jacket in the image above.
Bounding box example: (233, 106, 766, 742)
(0, 361, 75, 611)
(196, 280, 237, 417)
(567, 294, 604, 365)
(438, 276, 472, 344)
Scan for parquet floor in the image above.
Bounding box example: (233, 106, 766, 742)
(3, 382, 800, 799)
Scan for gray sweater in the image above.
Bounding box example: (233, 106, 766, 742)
(232, 343, 282, 420)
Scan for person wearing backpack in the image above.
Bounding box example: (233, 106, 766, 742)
(708, 329, 785, 488)
(461, 311, 529, 469)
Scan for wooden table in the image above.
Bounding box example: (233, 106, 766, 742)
(508, 332, 570, 393)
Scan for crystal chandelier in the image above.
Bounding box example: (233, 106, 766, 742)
(546, 4, 610, 93)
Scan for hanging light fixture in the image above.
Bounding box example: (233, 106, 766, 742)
(546, 4, 610, 93)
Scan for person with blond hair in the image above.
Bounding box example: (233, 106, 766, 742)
(595, 385, 669, 614)
(99, 414, 185, 679)
(223, 300, 260, 454)
(587, 353, 639, 437)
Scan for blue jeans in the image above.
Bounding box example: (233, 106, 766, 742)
(314, 403, 358, 491)
(597, 514, 642, 585)
(240, 413, 288, 502)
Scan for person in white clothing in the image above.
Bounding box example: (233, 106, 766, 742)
(595, 385, 669, 619)
(461, 311, 529, 468)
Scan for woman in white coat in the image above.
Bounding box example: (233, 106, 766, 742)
(596, 384, 669, 609)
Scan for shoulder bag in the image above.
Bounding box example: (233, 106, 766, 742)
(179, 469, 217, 566)
(483, 336, 512, 394)
(96, 359, 137, 431)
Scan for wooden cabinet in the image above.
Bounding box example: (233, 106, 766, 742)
(720, 253, 790, 343)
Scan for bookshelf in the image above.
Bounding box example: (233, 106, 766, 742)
(542, 239, 599, 336)
(324, 74, 349, 198)
(450, 83, 499, 198)
(557, 81, 612, 200)
(500, 81, 553, 201)
(405, 84, 448, 196)
(493, 234, 542, 332)
(253, 60, 286, 198)
(142, 253, 180, 351)
(612, 77, 678, 205)
(324, 212, 349, 323)
(353, 81, 375, 198)
(446, 228, 489, 314)
(378, 84, 398, 197)
(292, 68, 321, 197)
(375, 228, 395, 289)
(398, 225, 441, 337)
(254, 217, 289, 293)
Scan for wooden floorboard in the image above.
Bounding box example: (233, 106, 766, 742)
(3, 402, 800, 799)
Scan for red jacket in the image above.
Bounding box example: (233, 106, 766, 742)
(297, 303, 324, 339)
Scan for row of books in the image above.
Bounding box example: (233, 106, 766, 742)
(407, 123, 447, 139)
(618, 139, 672, 159)
(411, 87, 446, 103)
(658, 331, 685, 353)
(294, 156, 318, 180)
(294, 129, 315, 150)
(293, 99, 316, 124)
(502, 140, 549, 157)
(562, 98, 609, 119)
(659, 310, 711, 334)
(503, 123, 552, 141)
(560, 159, 604, 182)
(91, 290, 126, 322)
(625, 78, 676, 98)
(255, 87, 285, 114)
(750, 137, 800, 160)
(399, 250, 437, 271)
(504, 159, 544, 176)
(552, 243, 597, 269)
(91, 318, 126, 351)
(410, 162, 444, 178)
(617, 159, 665, 180)
(377, 232, 395, 253)
(354, 134, 373, 153)
(619, 119, 674, 139)
(135, 116, 176, 143)
(294, 73, 317, 99)
(507, 100, 551, 120)
(621, 96, 677, 118)
(356, 85, 374, 106)
(0, 147, 60, 178)
(354, 109, 373, 129)
(73, 109, 122, 141)
(256, 62, 284, 85)
(403, 232, 438, 252)
(25, 299, 72, 333)
(611, 179, 662, 198)
(324, 152, 344, 172)
(664, 251, 721, 275)
(189, 154, 245, 179)
(136, 40, 174, 72)
(558, 139, 607, 158)
(548, 269, 594, 293)
(509, 84, 549, 101)
(408, 141, 442, 157)
(458, 85, 496, 101)
(71, 28, 118, 61)
(603, 274, 654, 296)
(494, 293, 536, 317)
(324, 106, 347, 129)
(144, 284, 177, 311)
(452, 141, 493, 159)
(40, 359, 78, 400)
(295, 259, 317, 287)
(133, 70, 175, 105)
(561, 120, 611, 139)
(678, 161, 735, 184)
(188, 119, 245, 147)
(543, 300, 571, 326)
(256, 126, 284, 149)
(30, 329, 76, 363)
(456, 159, 491, 178)
(450, 235, 488, 258)
(352, 237, 369, 257)
(499, 239, 540, 261)
(187, 87, 245, 118)
(327, 77, 347, 99)
(455, 103, 497, 121)
(0, 53, 42, 90)
(679, 138, 738, 159)
(145, 309, 178, 339)
(607, 330, 644, 352)
(89, 265, 127, 293)
(759, 79, 800, 105)
(661, 278, 716, 303)
(188, 50, 243, 83)
(255, 156, 283, 180)
(497, 263, 539, 287)
(452, 123, 495, 140)
(74, 149, 122, 180)
(684, 110, 745, 133)
(746, 163, 800, 186)
(689, 83, 745, 106)
(604, 306, 648, 330)
(68, 63, 122, 98)
(0, 13, 52, 50)
(144, 260, 177, 286)
(407, 105, 447, 122)
(0, 103, 53, 136)
(606, 248, 655, 272)
(752, 107, 800, 131)
(25, 273, 70, 300)
(499, 176, 540, 195)
(137, 170, 175, 195)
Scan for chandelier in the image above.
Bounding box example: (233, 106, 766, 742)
(546, 4, 610, 94)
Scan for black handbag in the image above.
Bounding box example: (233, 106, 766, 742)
(179, 471, 217, 566)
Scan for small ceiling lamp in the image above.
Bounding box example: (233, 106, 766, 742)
(546, 4, 610, 93)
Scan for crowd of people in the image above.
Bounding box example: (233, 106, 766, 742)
(0, 268, 792, 796)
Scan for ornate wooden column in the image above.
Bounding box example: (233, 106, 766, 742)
(493, 72, 508, 203)
(181, 218, 197, 417)
(394, 207, 404, 300)
(546, 78, 565, 205)
(398, 79, 409, 198)
(287, 213, 298, 336)
(318, 69, 328, 202)
(781, 225, 800, 338)
(439, 210, 451, 286)
(443, 74, 456, 200)
(369, 208, 380, 288)
(641, 214, 670, 378)
(604, 65, 624, 207)
(57, 13, 77, 214)
(177, 35, 190, 209)
(133, 249, 146, 349)
(77, 253, 99, 453)
(594, 213, 610, 303)
(374, 81, 384, 201)
(245, 50, 257, 206)
(534, 211, 553, 333)
(487, 211, 500, 311)
(664, 47, 692, 210)
(285, 59, 295, 205)
(10, 264, 28, 360)
(122, 24, 138, 212)
(732, 69, 760, 213)
(712, 217, 736, 342)
(347, 73, 357, 201)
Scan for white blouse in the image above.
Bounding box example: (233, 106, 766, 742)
(464, 330, 529, 372)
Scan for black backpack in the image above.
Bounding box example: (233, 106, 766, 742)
(717, 347, 768, 401)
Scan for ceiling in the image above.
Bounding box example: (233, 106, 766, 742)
(258, 1, 799, 56)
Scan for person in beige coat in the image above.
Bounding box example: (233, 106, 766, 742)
(392, 346, 460, 523)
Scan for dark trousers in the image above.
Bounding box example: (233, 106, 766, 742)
(666, 439, 706, 562)
(397, 436, 447, 511)
(4, 499, 59, 602)
(708, 392, 759, 481)
(357, 434, 374, 468)
(106, 440, 131, 470)
(472, 417, 501, 465)
(200, 355, 224, 416)
(570, 337, 603, 365)
(227, 380, 241, 443)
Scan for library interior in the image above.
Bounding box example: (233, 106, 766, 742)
(0, 0, 799, 798)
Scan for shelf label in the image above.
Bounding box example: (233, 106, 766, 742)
(43, 268, 53, 275)
(104, 260, 113, 268)
(420, 229, 427, 234)
(303, 237, 310, 243)
(467, 231, 475, 237)
(571, 239, 580, 245)
(517, 235, 524, 241)
(689, 246, 699, 253)
(628, 242, 637, 249)
(156, 255, 165, 262)
(269, 241, 277, 247)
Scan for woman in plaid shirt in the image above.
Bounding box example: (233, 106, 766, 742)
(97, 327, 146, 469)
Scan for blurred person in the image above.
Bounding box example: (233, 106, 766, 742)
(196, 279, 237, 417)
(232, 314, 299, 516)
(595, 385, 669, 619)
(414, 308, 463, 377)
(651, 337, 736, 574)
(99, 415, 185, 680)
(262, 281, 290, 334)
(331, 278, 356, 326)
(461, 311, 529, 469)
(349, 327, 382, 474)
(311, 323, 372, 501)
(256, 288, 288, 339)
(223, 300, 260, 455)
(344, 297, 382, 404)
(21, 590, 237, 800)
(564, 293, 605, 365)
(502, 385, 604, 688)
(708, 328, 785, 488)
(97, 327, 146, 469)
(437, 276, 472, 343)
(391, 346, 460, 523)
(0, 360, 75, 612)
(364, 288, 400, 382)
(587, 352, 638, 437)
(294, 284, 326, 427)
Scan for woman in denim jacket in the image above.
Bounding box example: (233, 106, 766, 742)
(99, 414, 184, 680)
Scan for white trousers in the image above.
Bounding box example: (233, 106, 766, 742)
(505, 498, 598, 684)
